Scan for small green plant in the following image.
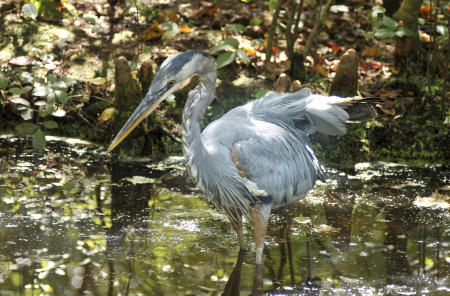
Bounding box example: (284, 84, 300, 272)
(365, 6, 416, 40)
(210, 24, 250, 69)
(3, 69, 76, 150)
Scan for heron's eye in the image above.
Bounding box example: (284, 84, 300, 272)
(168, 80, 175, 87)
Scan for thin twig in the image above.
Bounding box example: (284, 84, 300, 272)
(266, 0, 285, 67)
(303, 0, 336, 60)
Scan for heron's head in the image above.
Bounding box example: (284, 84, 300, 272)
(107, 50, 215, 152)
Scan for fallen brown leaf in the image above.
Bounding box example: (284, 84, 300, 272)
(313, 64, 328, 77)
(157, 11, 178, 23)
(138, 23, 165, 41)
(178, 25, 192, 33)
(362, 47, 380, 57)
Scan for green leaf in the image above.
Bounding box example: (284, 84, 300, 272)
(225, 23, 247, 33)
(210, 43, 234, 53)
(251, 39, 265, 47)
(21, 108, 34, 120)
(34, 77, 45, 84)
(52, 81, 68, 92)
(143, 46, 151, 53)
(159, 22, 174, 30)
(34, 101, 47, 106)
(383, 16, 397, 31)
(58, 77, 77, 85)
(395, 28, 416, 38)
(55, 90, 69, 104)
(46, 104, 55, 114)
(22, 4, 38, 20)
(8, 87, 25, 95)
(38, 110, 49, 117)
(92, 27, 99, 33)
(235, 50, 250, 65)
(371, 6, 386, 20)
(52, 110, 66, 117)
(15, 122, 39, 136)
(10, 97, 30, 106)
(83, 14, 97, 25)
(33, 129, 46, 151)
(365, 31, 375, 40)
(224, 38, 240, 48)
(47, 74, 57, 83)
(23, 86, 32, 92)
(47, 91, 57, 104)
(42, 53, 55, 63)
(161, 22, 179, 40)
(21, 72, 33, 84)
(0, 79, 7, 90)
(437, 25, 448, 36)
(33, 86, 51, 97)
(268, 0, 278, 12)
(418, 17, 426, 25)
(32, 62, 43, 71)
(249, 18, 262, 26)
(376, 28, 396, 38)
(43, 121, 58, 129)
(216, 52, 236, 69)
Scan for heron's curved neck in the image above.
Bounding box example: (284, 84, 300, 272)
(182, 71, 216, 181)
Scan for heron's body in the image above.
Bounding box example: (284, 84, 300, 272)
(187, 90, 323, 211)
(108, 50, 383, 266)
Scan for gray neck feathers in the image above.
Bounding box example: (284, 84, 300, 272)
(182, 71, 216, 184)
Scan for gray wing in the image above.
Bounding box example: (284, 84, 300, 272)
(210, 88, 381, 209)
(230, 124, 322, 209)
(249, 89, 382, 136)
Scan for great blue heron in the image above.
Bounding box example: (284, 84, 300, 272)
(107, 50, 383, 266)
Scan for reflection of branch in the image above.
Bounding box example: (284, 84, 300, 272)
(287, 238, 295, 284)
(95, 184, 106, 229)
(313, 235, 343, 277)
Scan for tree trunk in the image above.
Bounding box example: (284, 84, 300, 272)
(112, 57, 146, 156)
(392, 0, 423, 65)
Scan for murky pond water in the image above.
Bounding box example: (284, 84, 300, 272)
(1, 135, 450, 295)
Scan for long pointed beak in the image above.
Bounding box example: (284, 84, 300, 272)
(107, 92, 161, 152)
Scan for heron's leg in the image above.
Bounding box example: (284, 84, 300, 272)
(224, 207, 246, 251)
(251, 203, 272, 265)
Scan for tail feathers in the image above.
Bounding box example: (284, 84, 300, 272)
(327, 96, 384, 122)
(299, 94, 384, 136)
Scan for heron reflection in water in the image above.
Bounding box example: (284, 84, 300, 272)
(107, 50, 382, 267)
